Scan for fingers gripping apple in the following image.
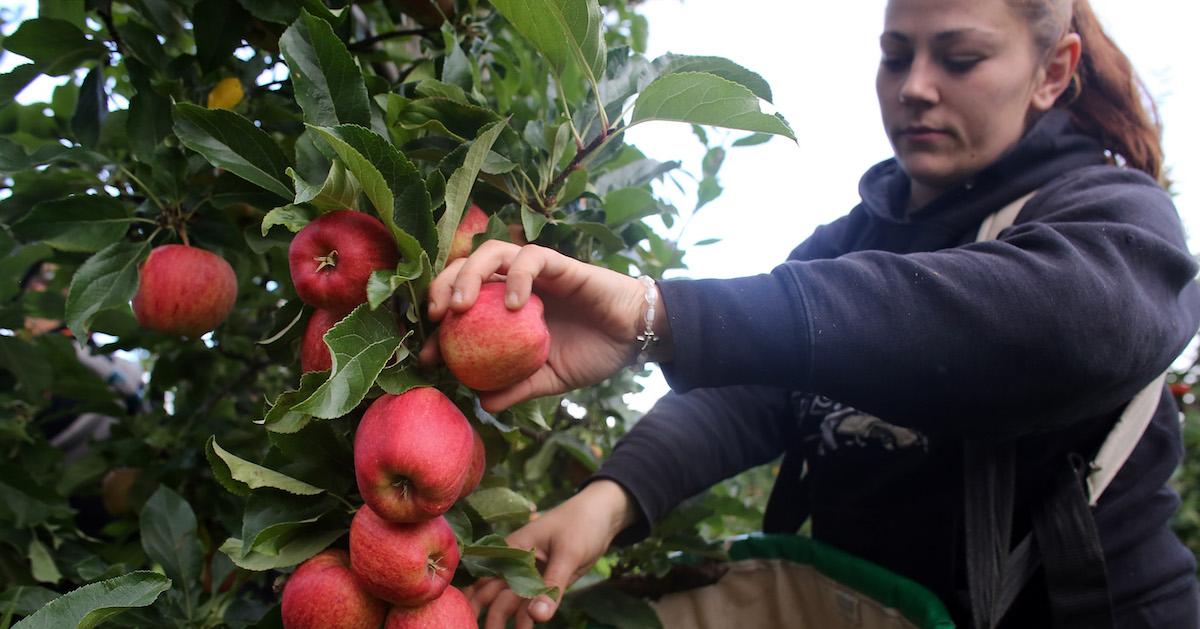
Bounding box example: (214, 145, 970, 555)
(439, 282, 551, 391)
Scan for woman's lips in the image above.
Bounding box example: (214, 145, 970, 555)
(898, 126, 950, 142)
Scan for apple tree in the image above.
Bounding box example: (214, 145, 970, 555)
(0, 0, 797, 626)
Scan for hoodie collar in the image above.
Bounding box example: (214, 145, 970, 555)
(858, 109, 1108, 228)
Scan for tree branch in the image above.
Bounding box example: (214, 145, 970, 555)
(347, 28, 438, 52)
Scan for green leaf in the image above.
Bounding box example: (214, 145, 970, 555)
(116, 21, 167, 71)
(127, 87, 174, 161)
(172, 103, 294, 199)
(568, 221, 624, 251)
(11, 195, 132, 252)
(0, 64, 41, 108)
(261, 371, 328, 434)
(465, 487, 535, 524)
(0, 241, 51, 302)
(291, 304, 403, 419)
(696, 177, 722, 212)
(206, 437, 325, 496)
(490, 0, 606, 84)
(239, 493, 335, 558)
(732, 132, 773, 147)
(651, 54, 774, 103)
(307, 124, 434, 263)
(0, 137, 30, 170)
(382, 95, 503, 143)
(64, 240, 151, 342)
(219, 527, 343, 571)
(436, 119, 507, 270)
(3, 18, 108, 76)
(366, 270, 401, 311)
(0, 586, 58, 617)
(632, 72, 795, 141)
(70, 66, 106, 148)
(194, 0, 251, 74)
(520, 204, 548, 242)
(138, 487, 203, 596)
(27, 539, 61, 585)
(261, 204, 316, 237)
(288, 161, 360, 213)
(603, 187, 658, 226)
(280, 10, 370, 128)
(376, 363, 430, 396)
(572, 585, 663, 629)
(558, 167, 589, 206)
(440, 25, 473, 90)
(10, 571, 170, 629)
(461, 535, 557, 599)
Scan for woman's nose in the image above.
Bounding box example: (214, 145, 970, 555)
(899, 57, 939, 106)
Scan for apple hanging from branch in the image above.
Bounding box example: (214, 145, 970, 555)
(132, 244, 238, 337)
(289, 210, 399, 312)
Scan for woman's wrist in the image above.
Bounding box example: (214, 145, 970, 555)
(578, 479, 637, 538)
(629, 277, 672, 364)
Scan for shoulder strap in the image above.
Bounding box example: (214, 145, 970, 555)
(965, 191, 1165, 628)
(973, 189, 1165, 505)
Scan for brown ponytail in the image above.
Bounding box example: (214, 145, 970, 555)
(1010, 0, 1164, 183)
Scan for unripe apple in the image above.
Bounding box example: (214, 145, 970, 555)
(281, 549, 387, 629)
(385, 586, 476, 628)
(458, 429, 486, 500)
(349, 505, 460, 607)
(133, 244, 237, 337)
(289, 210, 398, 312)
(300, 308, 350, 373)
(439, 283, 551, 391)
(447, 204, 489, 263)
(355, 388, 475, 523)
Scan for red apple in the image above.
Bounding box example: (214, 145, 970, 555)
(446, 204, 489, 263)
(349, 505, 460, 607)
(281, 549, 387, 629)
(355, 388, 475, 523)
(289, 210, 398, 312)
(300, 308, 350, 373)
(385, 586, 476, 628)
(439, 282, 551, 391)
(458, 429, 485, 500)
(133, 244, 237, 337)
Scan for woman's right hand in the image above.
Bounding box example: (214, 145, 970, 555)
(422, 241, 668, 412)
(467, 479, 636, 629)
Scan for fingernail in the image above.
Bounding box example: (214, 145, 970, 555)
(452, 289, 463, 304)
(506, 290, 519, 308)
(531, 600, 551, 616)
(428, 301, 438, 312)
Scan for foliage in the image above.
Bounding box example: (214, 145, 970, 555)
(0, 0, 792, 626)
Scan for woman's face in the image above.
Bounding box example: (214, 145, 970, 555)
(876, 0, 1064, 204)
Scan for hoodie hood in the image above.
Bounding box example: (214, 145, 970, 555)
(858, 109, 1109, 231)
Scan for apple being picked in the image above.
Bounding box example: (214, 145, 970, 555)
(355, 388, 475, 523)
(447, 204, 489, 263)
(281, 549, 386, 629)
(133, 244, 237, 337)
(300, 308, 349, 373)
(439, 282, 550, 391)
(289, 210, 398, 312)
(385, 586, 476, 628)
(349, 505, 459, 607)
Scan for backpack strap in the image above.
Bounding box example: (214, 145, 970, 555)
(964, 190, 1165, 628)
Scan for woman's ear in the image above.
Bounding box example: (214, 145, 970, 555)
(1031, 32, 1082, 112)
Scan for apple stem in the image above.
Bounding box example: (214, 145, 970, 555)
(427, 555, 443, 575)
(313, 250, 338, 272)
(391, 477, 411, 500)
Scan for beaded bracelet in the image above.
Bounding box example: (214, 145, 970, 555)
(634, 276, 660, 364)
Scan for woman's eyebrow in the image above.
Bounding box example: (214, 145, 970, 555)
(880, 27, 997, 45)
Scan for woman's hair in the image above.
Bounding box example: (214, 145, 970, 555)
(1008, 0, 1164, 182)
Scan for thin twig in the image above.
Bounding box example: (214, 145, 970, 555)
(347, 28, 438, 52)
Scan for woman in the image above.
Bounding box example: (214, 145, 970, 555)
(423, 0, 1200, 626)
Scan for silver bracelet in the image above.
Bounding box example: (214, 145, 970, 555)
(635, 276, 660, 363)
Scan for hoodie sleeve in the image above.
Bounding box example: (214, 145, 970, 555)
(658, 167, 1200, 437)
(589, 385, 794, 544)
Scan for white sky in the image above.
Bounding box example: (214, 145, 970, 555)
(2, 0, 1197, 410)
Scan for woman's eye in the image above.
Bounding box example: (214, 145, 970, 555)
(880, 56, 910, 72)
(944, 56, 982, 73)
